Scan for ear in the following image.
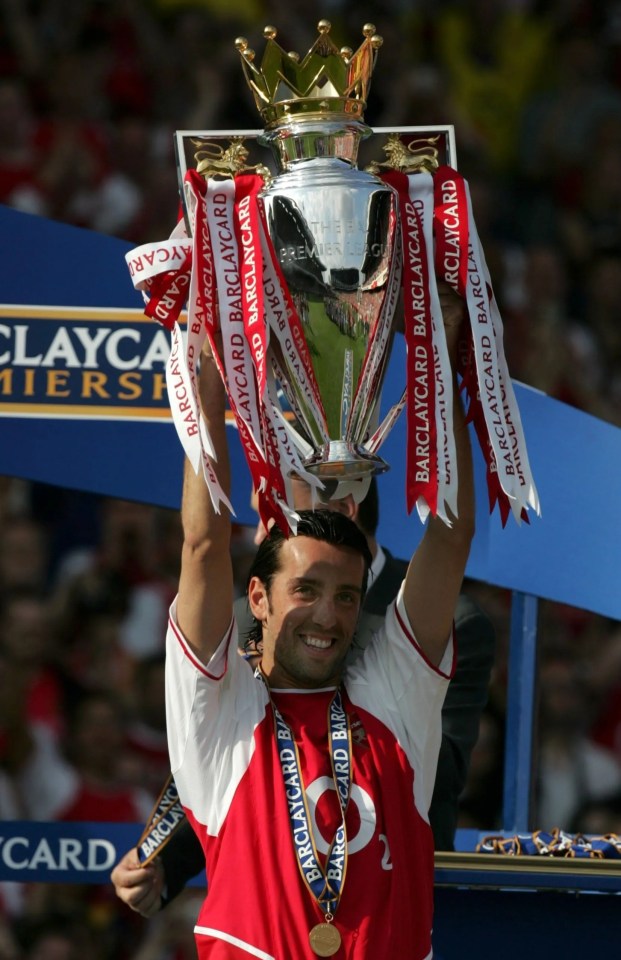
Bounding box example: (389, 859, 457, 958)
(248, 576, 269, 621)
(325, 492, 358, 520)
(341, 494, 358, 523)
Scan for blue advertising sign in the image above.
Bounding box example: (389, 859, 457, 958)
(0, 822, 203, 886)
(2, 204, 621, 619)
(0, 821, 140, 884)
(0, 304, 170, 421)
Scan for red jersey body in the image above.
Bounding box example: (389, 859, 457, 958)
(165, 590, 454, 960)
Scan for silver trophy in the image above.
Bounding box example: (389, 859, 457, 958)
(257, 112, 400, 479)
(131, 19, 537, 524)
(174, 21, 455, 488)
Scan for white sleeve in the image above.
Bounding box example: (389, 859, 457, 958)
(345, 585, 454, 819)
(165, 597, 268, 835)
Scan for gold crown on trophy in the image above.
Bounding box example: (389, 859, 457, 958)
(235, 20, 383, 126)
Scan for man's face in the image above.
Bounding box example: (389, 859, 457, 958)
(248, 535, 364, 689)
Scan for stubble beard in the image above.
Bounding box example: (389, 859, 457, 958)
(271, 634, 350, 689)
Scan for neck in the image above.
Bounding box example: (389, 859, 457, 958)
(366, 534, 378, 560)
(259, 659, 342, 691)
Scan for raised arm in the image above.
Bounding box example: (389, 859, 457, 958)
(402, 285, 475, 666)
(176, 343, 234, 662)
(429, 591, 496, 848)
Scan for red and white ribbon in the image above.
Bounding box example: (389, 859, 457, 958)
(380, 170, 439, 518)
(255, 199, 329, 447)
(125, 217, 192, 331)
(434, 165, 540, 524)
(349, 199, 402, 446)
(124, 159, 539, 530)
(407, 171, 457, 523)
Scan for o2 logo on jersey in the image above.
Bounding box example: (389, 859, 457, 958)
(305, 777, 392, 869)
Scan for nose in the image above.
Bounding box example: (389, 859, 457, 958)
(311, 595, 338, 631)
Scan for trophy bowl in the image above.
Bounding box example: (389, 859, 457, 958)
(258, 115, 400, 479)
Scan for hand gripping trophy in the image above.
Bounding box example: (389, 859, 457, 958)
(125, 20, 539, 533)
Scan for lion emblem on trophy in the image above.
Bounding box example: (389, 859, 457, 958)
(193, 137, 272, 182)
(366, 133, 439, 175)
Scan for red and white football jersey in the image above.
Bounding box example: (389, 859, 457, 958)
(165, 587, 454, 960)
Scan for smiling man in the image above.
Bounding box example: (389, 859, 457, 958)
(164, 287, 474, 960)
(243, 516, 370, 688)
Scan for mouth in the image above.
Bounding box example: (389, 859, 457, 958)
(300, 634, 335, 651)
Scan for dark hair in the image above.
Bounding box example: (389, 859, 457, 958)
(244, 509, 372, 650)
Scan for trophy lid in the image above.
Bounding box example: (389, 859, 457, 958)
(235, 20, 382, 127)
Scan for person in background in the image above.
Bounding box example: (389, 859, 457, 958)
(534, 650, 621, 830)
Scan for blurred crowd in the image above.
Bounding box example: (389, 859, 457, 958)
(2, 0, 621, 957)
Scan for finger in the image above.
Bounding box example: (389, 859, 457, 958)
(132, 889, 163, 917)
(118, 875, 156, 909)
(128, 883, 158, 910)
(126, 873, 164, 916)
(121, 867, 155, 889)
(112, 857, 156, 891)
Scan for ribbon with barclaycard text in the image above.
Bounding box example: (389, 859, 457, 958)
(255, 668, 351, 957)
(125, 164, 540, 530)
(136, 773, 187, 865)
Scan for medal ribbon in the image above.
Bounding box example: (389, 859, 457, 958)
(136, 773, 187, 865)
(257, 672, 352, 918)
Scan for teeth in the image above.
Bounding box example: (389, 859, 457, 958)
(303, 636, 332, 649)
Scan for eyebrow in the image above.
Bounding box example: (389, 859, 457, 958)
(289, 576, 363, 596)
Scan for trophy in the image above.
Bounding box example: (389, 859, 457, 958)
(235, 22, 399, 483)
(126, 20, 539, 530)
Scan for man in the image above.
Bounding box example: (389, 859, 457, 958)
(112, 487, 493, 921)
(111, 292, 480, 957)
(114, 286, 477, 958)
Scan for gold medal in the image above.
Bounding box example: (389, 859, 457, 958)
(309, 921, 342, 957)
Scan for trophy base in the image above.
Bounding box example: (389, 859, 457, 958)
(303, 441, 389, 479)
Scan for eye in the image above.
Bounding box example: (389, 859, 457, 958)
(293, 583, 315, 599)
(337, 591, 358, 606)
